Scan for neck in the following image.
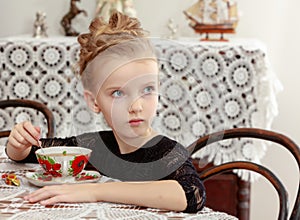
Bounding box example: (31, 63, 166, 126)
(114, 129, 158, 154)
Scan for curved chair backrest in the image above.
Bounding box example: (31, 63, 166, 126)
(187, 128, 300, 220)
(0, 99, 56, 138)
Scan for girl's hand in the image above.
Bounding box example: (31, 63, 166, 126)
(6, 121, 41, 161)
(8, 121, 40, 150)
(24, 184, 98, 205)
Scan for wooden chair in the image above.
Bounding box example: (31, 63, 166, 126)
(0, 99, 56, 138)
(187, 128, 300, 220)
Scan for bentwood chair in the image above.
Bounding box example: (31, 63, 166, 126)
(0, 99, 55, 138)
(187, 128, 300, 220)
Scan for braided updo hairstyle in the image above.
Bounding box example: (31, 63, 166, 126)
(76, 11, 148, 76)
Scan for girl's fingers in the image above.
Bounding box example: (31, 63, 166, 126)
(25, 186, 57, 202)
(7, 134, 27, 149)
(8, 121, 41, 150)
(22, 121, 41, 140)
(15, 121, 40, 146)
(40, 194, 70, 206)
(39, 197, 60, 206)
(24, 184, 93, 205)
(13, 129, 33, 145)
(11, 129, 35, 148)
(8, 129, 31, 150)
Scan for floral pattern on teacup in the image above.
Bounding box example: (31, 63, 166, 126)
(69, 155, 89, 176)
(37, 154, 90, 177)
(37, 157, 62, 177)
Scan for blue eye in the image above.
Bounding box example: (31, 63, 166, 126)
(112, 90, 123, 98)
(143, 86, 155, 95)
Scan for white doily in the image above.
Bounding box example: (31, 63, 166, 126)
(6, 203, 92, 220)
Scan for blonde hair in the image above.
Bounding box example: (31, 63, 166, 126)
(76, 11, 148, 76)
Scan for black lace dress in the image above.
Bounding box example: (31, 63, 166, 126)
(14, 130, 206, 213)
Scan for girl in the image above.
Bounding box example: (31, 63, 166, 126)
(5, 11, 206, 213)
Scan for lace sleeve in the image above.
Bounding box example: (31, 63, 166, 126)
(164, 158, 206, 213)
(41, 136, 78, 148)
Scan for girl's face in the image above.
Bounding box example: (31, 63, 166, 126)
(95, 59, 159, 142)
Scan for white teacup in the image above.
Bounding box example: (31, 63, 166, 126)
(35, 146, 92, 179)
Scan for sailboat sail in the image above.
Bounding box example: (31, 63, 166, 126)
(184, 0, 238, 27)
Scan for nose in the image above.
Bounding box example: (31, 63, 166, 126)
(129, 96, 143, 113)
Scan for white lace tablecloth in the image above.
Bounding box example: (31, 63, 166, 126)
(0, 37, 282, 180)
(0, 146, 237, 220)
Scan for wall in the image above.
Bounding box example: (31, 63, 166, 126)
(0, 0, 299, 219)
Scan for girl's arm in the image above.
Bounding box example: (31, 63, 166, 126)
(96, 180, 187, 211)
(24, 180, 187, 212)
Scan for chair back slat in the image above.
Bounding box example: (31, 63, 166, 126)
(0, 99, 55, 138)
(187, 128, 300, 220)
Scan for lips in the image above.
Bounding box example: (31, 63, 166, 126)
(129, 119, 144, 126)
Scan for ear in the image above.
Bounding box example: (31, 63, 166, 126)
(83, 90, 101, 113)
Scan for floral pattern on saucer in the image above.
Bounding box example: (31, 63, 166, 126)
(25, 170, 101, 187)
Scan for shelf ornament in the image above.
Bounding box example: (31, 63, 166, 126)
(33, 11, 48, 38)
(95, 0, 136, 21)
(61, 0, 87, 36)
(184, 0, 239, 41)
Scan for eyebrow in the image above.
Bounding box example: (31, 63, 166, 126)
(104, 86, 122, 93)
(143, 81, 157, 86)
(107, 80, 157, 89)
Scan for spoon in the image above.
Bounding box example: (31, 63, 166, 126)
(37, 127, 43, 149)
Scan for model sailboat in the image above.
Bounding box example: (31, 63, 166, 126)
(183, 0, 238, 41)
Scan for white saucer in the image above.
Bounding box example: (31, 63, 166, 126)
(25, 170, 101, 187)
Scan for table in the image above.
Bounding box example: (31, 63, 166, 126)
(0, 146, 237, 220)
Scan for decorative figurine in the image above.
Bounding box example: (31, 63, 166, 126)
(33, 11, 48, 38)
(95, 0, 136, 21)
(61, 0, 87, 36)
(183, 0, 239, 41)
(122, 0, 137, 18)
(95, 0, 122, 21)
(166, 18, 178, 40)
